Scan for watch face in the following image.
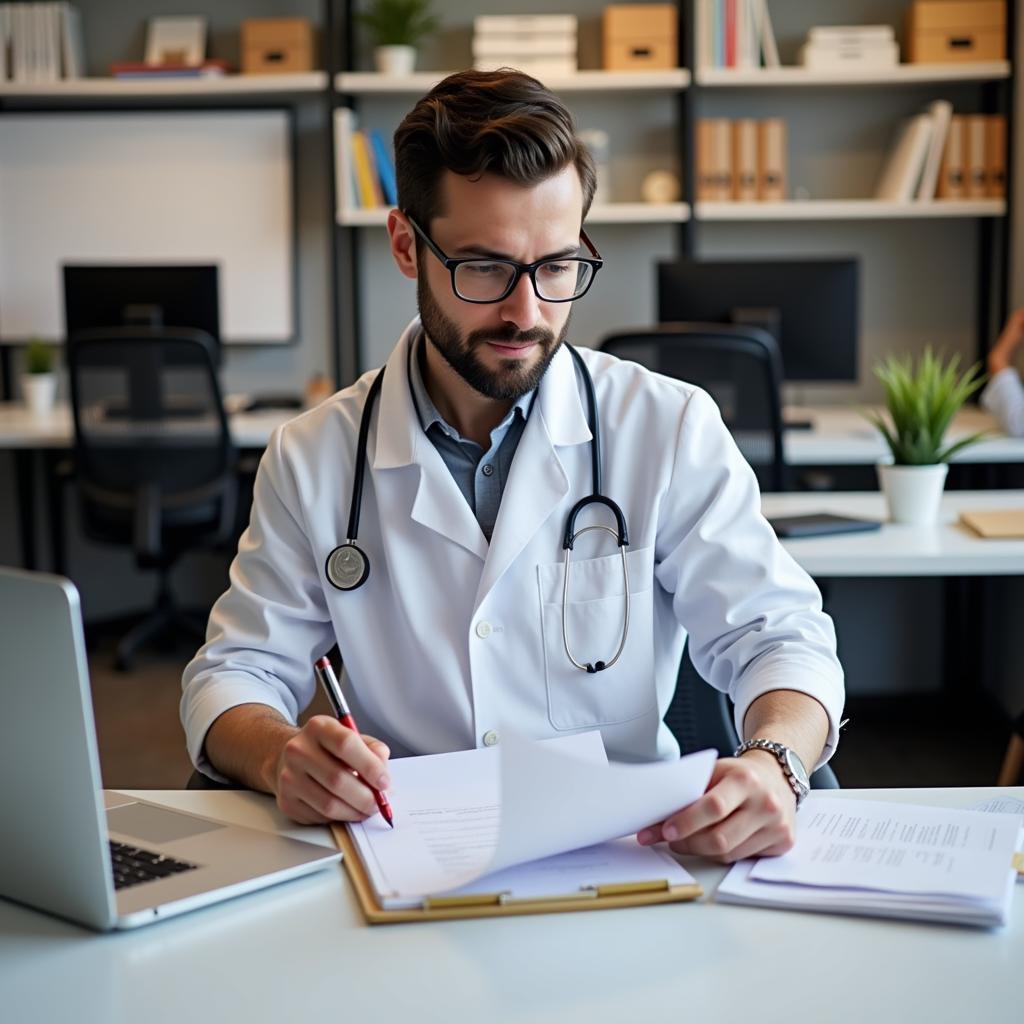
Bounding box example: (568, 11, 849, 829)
(784, 748, 810, 789)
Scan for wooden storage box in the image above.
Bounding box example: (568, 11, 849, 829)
(906, 1, 1006, 63)
(602, 4, 677, 71)
(241, 18, 314, 74)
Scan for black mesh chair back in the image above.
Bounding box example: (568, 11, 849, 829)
(599, 324, 787, 493)
(67, 327, 237, 669)
(69, 327, 236, 552)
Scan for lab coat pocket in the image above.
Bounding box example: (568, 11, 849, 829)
(537, 545, 657, 730)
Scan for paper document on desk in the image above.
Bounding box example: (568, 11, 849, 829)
(348, 730, 716, 909)
(716, 796, 1021, 927)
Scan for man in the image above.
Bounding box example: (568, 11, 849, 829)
(182, 69, 844, 864)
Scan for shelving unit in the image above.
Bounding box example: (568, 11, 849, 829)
(697, 61, 1011, 88)
(336, 69, 690, 94)
(697, 199, 1007, 221)
(337, 201, 691, 227)
(0, 73, 328, 100)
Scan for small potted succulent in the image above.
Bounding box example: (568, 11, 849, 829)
(357, 0, 439, 75)
(865, 348, 986, 525)
(21, 338, 58, 417)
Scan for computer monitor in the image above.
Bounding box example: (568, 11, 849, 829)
(657, 258, 859, 382)
(63, 264, 220, 361)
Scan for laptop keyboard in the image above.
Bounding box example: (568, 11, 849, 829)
(109, 840, 199, 891)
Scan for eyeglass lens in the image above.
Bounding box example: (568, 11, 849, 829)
(454, 260, 595, 302)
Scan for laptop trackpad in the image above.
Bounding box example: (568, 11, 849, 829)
(107, 803, 225, 844)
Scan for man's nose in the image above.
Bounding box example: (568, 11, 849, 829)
(498, 271, 542, 331)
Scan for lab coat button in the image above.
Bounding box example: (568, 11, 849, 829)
(481, 463, 494, 477)
(483, 730, 500, 747)
(475, 620, 493, 639)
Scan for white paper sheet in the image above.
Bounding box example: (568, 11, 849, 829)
(348, 730, 716, 907)
(749, 797, 1021, 904)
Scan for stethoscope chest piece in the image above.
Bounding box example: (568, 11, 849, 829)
(326, 542, 370, 591)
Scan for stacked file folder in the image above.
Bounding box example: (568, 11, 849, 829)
(472, 15, 578, 77)
(799, 24, 899, 70)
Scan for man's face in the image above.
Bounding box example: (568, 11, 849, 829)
(412, 166, 585, 402)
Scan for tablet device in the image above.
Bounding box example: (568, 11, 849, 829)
(768, 513, 882, 538)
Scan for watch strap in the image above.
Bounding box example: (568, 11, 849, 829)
(734, 738, 809, 806)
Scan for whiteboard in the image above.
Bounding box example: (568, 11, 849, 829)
(0, 110, 294, 343)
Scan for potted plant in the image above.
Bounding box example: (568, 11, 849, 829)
(865, 348, 986, 525)
(356, 0, 439, 75)
(20, 338, 58, 417)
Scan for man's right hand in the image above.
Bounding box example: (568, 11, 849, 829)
(272, 715, 392, 825)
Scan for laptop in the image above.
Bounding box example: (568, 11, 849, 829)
(0, 567, 341, 930)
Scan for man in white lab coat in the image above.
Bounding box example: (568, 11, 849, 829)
(182, 70, 844, 863)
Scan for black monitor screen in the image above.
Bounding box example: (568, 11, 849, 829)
(63, 264, 220, 351)
(657, 259, 859, 382)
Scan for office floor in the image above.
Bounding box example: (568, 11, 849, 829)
(87, 638, 1014, 791)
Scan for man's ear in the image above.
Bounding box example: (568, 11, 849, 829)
(388, 210, 418, 281)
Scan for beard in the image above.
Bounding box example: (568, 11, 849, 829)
(417, 273, 570, 402)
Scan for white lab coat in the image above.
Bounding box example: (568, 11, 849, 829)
(182, 319, 844, 781)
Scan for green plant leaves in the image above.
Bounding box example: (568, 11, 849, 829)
(863, 347, 986, 465)
(356, 0, 440, 47)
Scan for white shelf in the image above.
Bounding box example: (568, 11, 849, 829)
(338, 201, 689, 227)
(336, 69, 690, 94)
(697, 199, 1007, 221)
(697, 61, 1011, 87)
(0, 73, 328, 98)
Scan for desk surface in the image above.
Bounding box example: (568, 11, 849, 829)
(2, 402, 1022, 465)
(0, 786, 1019, 1024)
(762, 490, 1024, 577)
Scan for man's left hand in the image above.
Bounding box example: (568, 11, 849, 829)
(636, 751, 797, 863)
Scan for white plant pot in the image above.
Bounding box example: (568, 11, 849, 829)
(21, 372, 57, 417)
(877, 462, 948, 526)
(374, 45, 417, 75)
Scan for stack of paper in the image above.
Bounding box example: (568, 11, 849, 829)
(716, 796, 1022, 927)
(472, 15, 578, 77)
(345, 730, 716, 910)
(799, 25, 899, 70)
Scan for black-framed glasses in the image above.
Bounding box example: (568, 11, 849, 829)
(407, 214, 603, 304)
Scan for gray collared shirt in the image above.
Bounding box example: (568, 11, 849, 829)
(408, 333, 533, 541)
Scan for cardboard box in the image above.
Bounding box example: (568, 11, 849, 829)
(907, 2, 1005, 63)
(602, 4, 677, 71)
(241, 18, 314, 74)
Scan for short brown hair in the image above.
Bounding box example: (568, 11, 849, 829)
(393, 68, 597, 230)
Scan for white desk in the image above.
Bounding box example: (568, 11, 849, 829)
(2, 402, 1023, 466)
(783, 405, 1024, 465)
(0, 786, 1019, 1024)
(762, 490, 1024, 577)
(0, 402, 295, 449)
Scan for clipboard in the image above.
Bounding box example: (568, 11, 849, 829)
(330, 824, 703, 924)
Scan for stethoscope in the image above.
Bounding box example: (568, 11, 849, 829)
(325, 344, 630, 673)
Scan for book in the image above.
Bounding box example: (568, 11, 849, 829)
(472, 34, 576, 58)
(757, 118, 786, 201)
(330, 730, 716, 921)
(697, 119, 716, 200)
(937, 115, 966, 199)
(110, 59, 229, 78)
(916, 99, 953, 201)
(474, 15, 577, 35)
(875, 113, 933, 202)
(965, 114, 989, 199)
(369, 130, 397, 206)
(333, 107, 357, 216)
(711, 118, 733, 200)
(474, 57, 577, 76)
(799, 39, 899, 69)
(350, 130, 381, 208)
(960, 508, 1024, 538)
(732, 119, 758, 201)
(808, 24, 895, 45)
(986, 115, 1007, 199)
(59, 3, 84, 79)
(716, 796, 1022, 927)
(758, 0, 780, 69)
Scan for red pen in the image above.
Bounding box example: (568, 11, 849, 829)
(313, 656, 394, 828)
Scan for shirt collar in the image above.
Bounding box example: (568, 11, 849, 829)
(407, 328, 534, 444)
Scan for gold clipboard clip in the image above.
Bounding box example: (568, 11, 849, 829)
(1013, 852, 1024, 876)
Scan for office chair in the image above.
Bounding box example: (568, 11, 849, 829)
(68, 327, 238, 671)
(599, 323, 788, 492)
(666, 643, 840, 789)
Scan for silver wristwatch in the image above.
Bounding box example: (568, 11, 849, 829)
(734, 739, 810, 808)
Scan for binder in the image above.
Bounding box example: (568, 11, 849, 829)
(331, 824, 703, 924)
(937, 115, 966, 199)
(757, 118, 786, 201)
(697, 119, 716, 201)
(986, 114, 1007, 199)
(916, 99, 952, 200)
(712, 118, 733, 200)
(965, 114, 988, 199)
(732, 119, 758, 201)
